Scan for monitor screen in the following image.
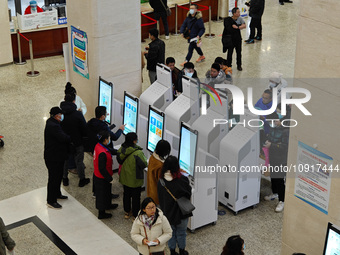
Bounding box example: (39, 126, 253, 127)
(98, 77, 113, 124)
(123, 92, 139, 135)
(178, 122, 198, 177)
(324, 223, 340, 255)
(147, 106, 165, 153)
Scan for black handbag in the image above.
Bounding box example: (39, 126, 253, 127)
(159, 179, 195, 215)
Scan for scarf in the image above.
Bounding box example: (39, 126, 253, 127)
(143, 214, 155, 230)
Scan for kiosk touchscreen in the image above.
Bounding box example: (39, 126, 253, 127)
(98, 77, 113, 124)
(123, 92, 139, 135)
(178, 123, 198, 177)
(323, 222, 340, 255)
(147, 106, 165, 153)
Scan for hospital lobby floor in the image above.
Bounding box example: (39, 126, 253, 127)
(0, 0, 299, 254)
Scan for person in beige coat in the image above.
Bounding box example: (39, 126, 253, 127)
(131, 197, 172, 255)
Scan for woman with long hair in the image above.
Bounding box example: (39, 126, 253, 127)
(221, 235, 245, 255)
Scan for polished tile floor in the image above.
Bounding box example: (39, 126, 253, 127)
(0, 0, 298, 254)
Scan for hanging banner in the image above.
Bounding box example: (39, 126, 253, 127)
(71, 26, 89, 79)
(294, 141, 334, 215)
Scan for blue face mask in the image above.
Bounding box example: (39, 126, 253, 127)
(243, 243, 246, 250)
(185, 72, 194, 78)
(107, 139, 111, 145)
(189, 9, 195, 15)
(277, 113, 283, 119)
(60, 114, 64, 122)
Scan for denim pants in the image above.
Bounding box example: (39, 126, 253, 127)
(168, 218, 189, 250)
(63, 145, 85, 179)
(185, 41, 203, 62)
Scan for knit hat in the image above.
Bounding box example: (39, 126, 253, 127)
(49, 107, 62, 116)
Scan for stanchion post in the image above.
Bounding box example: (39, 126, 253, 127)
(173, 4, 180, 36)
(157, 20, 160, 32)
(26, 39, 40, 77)
(15, 29, 26, 65)
(214, 0, 223, 23)
(204, 6, 216, 39)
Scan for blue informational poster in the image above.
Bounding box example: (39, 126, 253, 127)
(123, 93, 138, 135)
(71, 26, 89, 79)
(178, 124, 198, 176)
(147, 107, 164, 152)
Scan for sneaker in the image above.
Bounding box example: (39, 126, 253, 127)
(111, 193, 119, 199)
(165, 35, 170, 40)
(78, 178, 90, 187)
(255, 36, 262, 41)
(180, 61, 188, 67)
(58, 195, 68, 199)
(62, 178, 69, 186)
(264, 193, 278, 201)
(98, 212, 112, 219)
(275, 201, 284, 212)
(68, 169, 78, 174)
(279, 1, 284, 5)
(47, 202, 62, 209)
(108, 204, 118, 210)
(245, 39, 255, 44)
(92, 193, 96, 199)
(124, 212, 130, 219)
(196, 55, 206, 63)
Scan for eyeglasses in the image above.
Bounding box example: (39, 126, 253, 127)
(145, 206, 156, 210)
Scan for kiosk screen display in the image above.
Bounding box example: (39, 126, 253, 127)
(178, 123, 198, 177)
(123, 92, 139, 135)
(324, 223, 340, 255)
(98, 77, 113, 124)
(147, 107, 164, 152)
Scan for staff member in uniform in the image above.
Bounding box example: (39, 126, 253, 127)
(24, 0, 43, 14)
(93, 130, 119, 219)
(44, 107, 70, 209)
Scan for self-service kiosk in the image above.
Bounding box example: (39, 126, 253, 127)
(164, 77, 200, 157)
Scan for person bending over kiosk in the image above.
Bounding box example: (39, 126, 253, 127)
(24, 0, 43, 14)
(93, 130, 119, 219)
(131, 197, 172, 255)
(157, 156, 192, 255)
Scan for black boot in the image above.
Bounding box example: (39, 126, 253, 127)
(179, 249, 189, 255)
(170, 249, 179, 255)
(98, 210, 112, 219)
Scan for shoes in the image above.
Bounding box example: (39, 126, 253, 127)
(111, 193, 119, 199)
(255, 36, 262, 40)
(92, 193, 96, 199)
(245, 39, 254, 44)
(180, 61, 188, 67)
(62, 178, 69, 186)
(171, 250, 179, 255)
(98, 212, 112, 219)
(165, 35, 170, 40)
(237, 66, 243, 71)
(47, 202, 62, 209)
(68, 169, 78, 174)
(279, 1, 284, 5)
(196, 55, 206, 63)
(264, 193, 279, 201)
(275, 201, 285, 212)
(78, 178, 90, 187)
(284, 0, 293, 2)
(58, 195, 68, 199)
(109, 204, 118, 210)
(179, 249, 189, 255)
(124, 211, 131, 219)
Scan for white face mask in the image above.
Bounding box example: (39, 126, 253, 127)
(185, 71, 194, 78)
(189, 9, 195, 15)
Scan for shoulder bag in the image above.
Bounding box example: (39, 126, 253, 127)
(159, 179, 195, 215)
(183, 18, 197, 40)
(159, 0, 171, 16)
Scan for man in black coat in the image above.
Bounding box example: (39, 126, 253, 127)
(44, 107, 70, 209)
(144, 28, 165, 84)
(60, 93, 90, 187)
(149, 0, 170, 39)
(245, 0, 265, 43)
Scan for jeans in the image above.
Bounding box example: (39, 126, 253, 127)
(185, 41, 203, 62)
(63, 145, 85, 179)
(123, 185, 142, 217)
(154, 12, 169, 36)
(168, 218, 189, 250)
(249, 17, 262, 39)
(226, 40, 242, 67)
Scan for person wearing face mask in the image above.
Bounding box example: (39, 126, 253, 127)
(147, 140, 171, 205)
(263, 112, 289, 213)
(117, 133, 148, 219)
(221, 235, 245, 255)
(179, 4, 206, 66)
(60, 93, 90, 188)
(44, 107, 70, 209)
(24, 0, 43, 15)
(176, 62, 199, 96)
(93, 130, 119, 219)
